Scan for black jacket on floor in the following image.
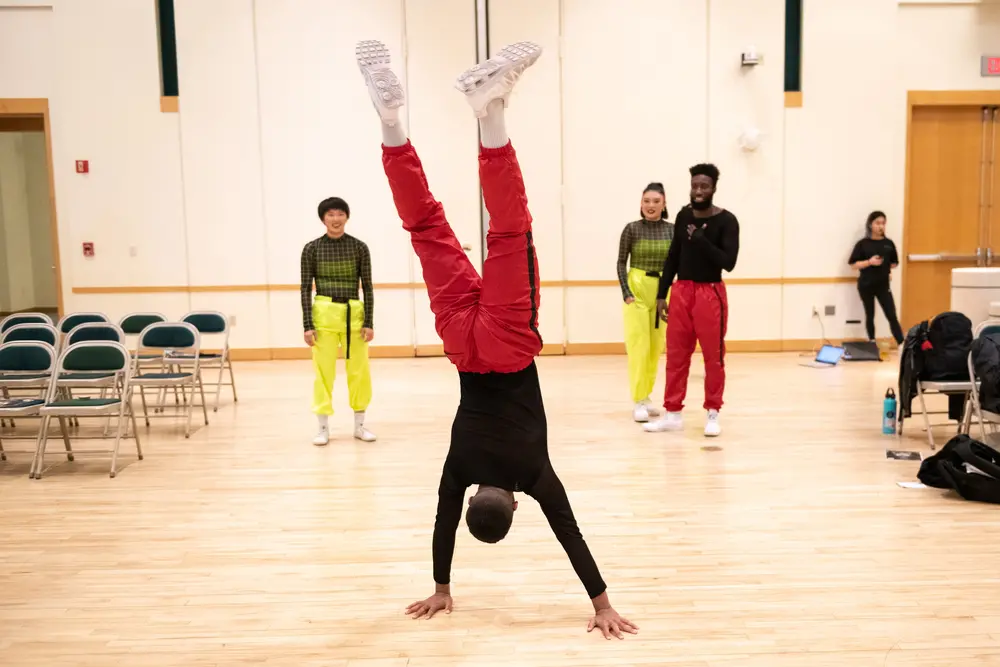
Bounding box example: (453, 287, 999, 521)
(918, 434, 1000, 504)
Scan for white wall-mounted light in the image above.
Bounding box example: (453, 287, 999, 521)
(738, 127, 763, 152)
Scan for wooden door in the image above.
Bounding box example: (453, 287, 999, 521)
(988, 106, 1000, 266)
(902, 106, 992, 329)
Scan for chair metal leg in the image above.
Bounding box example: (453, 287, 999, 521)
(131, 403, 144, 461)
(59, 417, 74, 462)
(214, 361, 225, 412)
(228, 357, 238, 404)
(30, 415, 51, 479)
(183, 382, 193, 438)
(139, 385, 150, 426)
(917, 384, 935, 449)
(109, 403, 128, 478)
(197, 374, 209, 425)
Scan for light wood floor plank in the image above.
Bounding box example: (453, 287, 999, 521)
(2, 353, 998, 665)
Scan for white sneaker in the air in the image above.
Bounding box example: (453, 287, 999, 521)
(632, 403, 649, 423)
(641, 398, 661, 417)
(312, 426, 330, 446)
(356, 40, 405, 125)
(454, 41, 543, 117)
(643, 411, 683, 432)
(704, 410, 721, 437)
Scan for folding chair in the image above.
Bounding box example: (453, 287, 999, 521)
(133, 322, 209, 438)
(0, 324, 60, 429)
(0, 340, 64, 469)
(55, 312, 109, 349)
(1, 312, 54, 335)
(119, 312, 167, 356)
(966, 320, 1000, 442)
(61, 323, 126, 427)
(178, 311, 237, 412)
(30, 340, 141, 479)
(1, 323, 58, 346)
(119, 313, 174, 411)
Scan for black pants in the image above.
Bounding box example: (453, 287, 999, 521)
(858, 282, 904, 344)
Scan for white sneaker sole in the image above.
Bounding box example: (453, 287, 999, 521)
(643, 421, 683, 433)
(454, 41, 542, 117)
(356, 40, 405, 122)
(354, 430, 377, 443)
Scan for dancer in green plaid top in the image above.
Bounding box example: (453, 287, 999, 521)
(300, 196, 376, 446)
(617, 183, 673, 422)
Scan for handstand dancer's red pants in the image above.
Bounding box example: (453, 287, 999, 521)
(382, 141, 542, 374)
(663, 280, 729, 412)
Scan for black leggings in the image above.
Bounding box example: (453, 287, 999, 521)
(858, 282, 904, 344)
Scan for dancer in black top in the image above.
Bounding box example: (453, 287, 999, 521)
(356, 39, 636, 639)
(848, 210, 904, 345)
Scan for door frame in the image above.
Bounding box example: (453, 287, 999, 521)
(902, 90, 1000, 326)
(0, 98, 63, 317)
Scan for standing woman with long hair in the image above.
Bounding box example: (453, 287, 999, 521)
(848, 210, 905, 346)
(617, 182, 674, 422)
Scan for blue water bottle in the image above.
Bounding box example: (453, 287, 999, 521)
(883, 388, 897, 435)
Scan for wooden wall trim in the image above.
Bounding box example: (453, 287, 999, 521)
(0, 116, 45, 132)
(228, 337, 894, 361)
(71, 276, 856, 295)
(0, 98, 47, 115)
(908, 90, 1000, 107)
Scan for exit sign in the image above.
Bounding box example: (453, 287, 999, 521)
(984, 56, 1000, 77)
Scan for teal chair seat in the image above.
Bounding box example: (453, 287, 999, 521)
(138, 372, 192, 380)
(45, 398, 121, 409)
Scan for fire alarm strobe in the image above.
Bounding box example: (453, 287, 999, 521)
(76, 160, 89, 174)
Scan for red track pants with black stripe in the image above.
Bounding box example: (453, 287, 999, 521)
(663, 280, 729, 412)
(382, 140, 542, 374)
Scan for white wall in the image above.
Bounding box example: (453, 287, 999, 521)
(1, 0, 998, 349)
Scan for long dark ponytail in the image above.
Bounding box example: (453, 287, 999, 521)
(641, 182, 669, 220)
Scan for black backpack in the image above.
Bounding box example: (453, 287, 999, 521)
(921, 311, 973, 380)
(918, 434, 1000, 504)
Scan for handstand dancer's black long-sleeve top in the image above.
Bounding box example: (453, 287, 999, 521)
(431, 361, 608, 600)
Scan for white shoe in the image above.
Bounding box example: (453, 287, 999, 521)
(312, 426, 330, 446)
(356, 40, 405, 125)
(354, 426, 377, 443)
(632, 403, 649, 423)
(454, 41, 542, 117)
(704, 410, 721, 437)
(643, 412, 683, 432)
(641, 399, 661, 417)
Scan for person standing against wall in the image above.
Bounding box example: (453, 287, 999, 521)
(301, 196, 377, 446)
(617, 183, 674, 422)
(848, 210, 905, 346)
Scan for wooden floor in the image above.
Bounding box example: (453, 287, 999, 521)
(2, 352, 998, 666)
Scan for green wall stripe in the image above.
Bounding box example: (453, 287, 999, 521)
(784, 0, 802, 93)
(157, 0, 179, 97)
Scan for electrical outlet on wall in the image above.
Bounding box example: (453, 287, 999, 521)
(229, 315, 237, 326)
(825, 305, 836, 316)
(812, 306, 819, 317)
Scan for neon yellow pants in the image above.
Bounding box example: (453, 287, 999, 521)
(311, 296, 371, 415)
(623, 268, 666, 402)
